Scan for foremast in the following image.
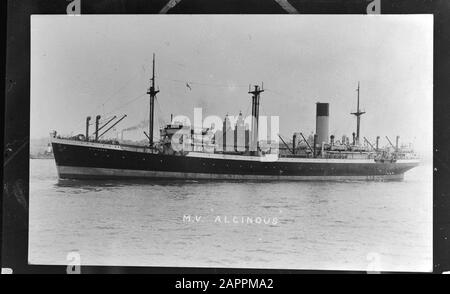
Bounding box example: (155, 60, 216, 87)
(147, 53, 160, 147)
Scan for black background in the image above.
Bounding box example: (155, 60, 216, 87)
(2, 0, 450, 275)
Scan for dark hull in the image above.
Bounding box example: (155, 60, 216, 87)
(51, 139, 419, 181)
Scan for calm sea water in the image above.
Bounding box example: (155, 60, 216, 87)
(29, 159, 432, 272)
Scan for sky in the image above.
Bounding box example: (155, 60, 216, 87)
(31, 15, 433, 156)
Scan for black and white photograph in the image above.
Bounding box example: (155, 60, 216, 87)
(25, 14, 434, 272)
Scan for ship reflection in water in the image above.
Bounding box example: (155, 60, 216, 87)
(29, 159, 432, 272)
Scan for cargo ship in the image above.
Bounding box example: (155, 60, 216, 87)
(50, 55, 419, 181)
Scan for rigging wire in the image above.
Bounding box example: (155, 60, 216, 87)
(242, 101, 251, 122)
(67, 67, 144, 134)
(157, 76, 248, 89)
(69, 92, 146, 136)
(102, 92, 147, 117)
(155, 102, 164, 140)
(91, 67, 144, 115)
(155, 98, 167, 128)
(67, 62, 297, 137)
(264, 88, 297, 100)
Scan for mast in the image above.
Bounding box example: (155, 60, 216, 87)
(248, 83, 264, 154)
(351, 81, 365, 145)
(147, 53, 160, 147)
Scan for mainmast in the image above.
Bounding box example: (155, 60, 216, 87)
(248, 83, 264, 154)
(147, 53, 160, 147)
(351, 81, 365, 145)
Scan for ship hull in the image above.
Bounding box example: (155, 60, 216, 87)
(51, 138, 419, 181)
